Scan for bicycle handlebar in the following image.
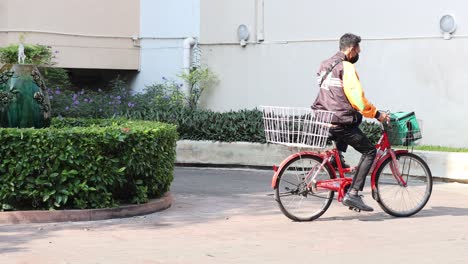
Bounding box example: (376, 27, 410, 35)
(378, 110, 391, 131)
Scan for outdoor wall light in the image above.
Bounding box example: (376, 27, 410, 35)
(440, 14, 457, 40)
(237, 24, 250, 47)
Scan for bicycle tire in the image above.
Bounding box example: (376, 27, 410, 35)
(275, 154, 335, 221)
(375, 152, 432, 217)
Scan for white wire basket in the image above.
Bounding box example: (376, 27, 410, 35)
(260, 106, 335, 149)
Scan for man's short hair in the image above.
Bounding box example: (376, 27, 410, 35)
(339, 33, 361, 51)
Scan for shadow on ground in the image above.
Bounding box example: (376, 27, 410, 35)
(317, 206, 468, 222)
(0, 167, 277, 254)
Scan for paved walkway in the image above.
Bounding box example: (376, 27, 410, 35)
(1, 167, 468, 264)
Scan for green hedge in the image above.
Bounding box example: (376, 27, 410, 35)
(47, 81, 382, 144)
(141, 108, 379, 144)
(123, 108, 266, 143)
(359, 121, 381, 144)
(176, 109, 266, 142)
(0, 118, 178, 210)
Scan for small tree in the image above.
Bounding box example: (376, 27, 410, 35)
(179, 66, 218, 110)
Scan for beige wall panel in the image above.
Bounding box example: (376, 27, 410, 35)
(57, 46, 139, 70)
(200, 0, 256, 43)
(5, 0, 139, 37)
(4, 32, 139, 69)
(6, 32, 135, 49)
(0, 0, 139, 69)
(0, 0, 8, 46)
(0, 33, 7, 46)
(0, 0, 7, 29)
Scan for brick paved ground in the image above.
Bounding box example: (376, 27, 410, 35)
(1, 167, 468, 264)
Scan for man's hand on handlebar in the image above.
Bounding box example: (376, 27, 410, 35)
(378, 111, 390, 123)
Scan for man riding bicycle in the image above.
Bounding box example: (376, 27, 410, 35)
(312, 33, 389, 212)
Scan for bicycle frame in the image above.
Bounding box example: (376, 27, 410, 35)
(271, 122, 409, 202)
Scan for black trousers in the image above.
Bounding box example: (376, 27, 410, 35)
(329, 125, 376, 191)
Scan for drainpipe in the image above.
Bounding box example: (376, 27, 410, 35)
(256, 0, 265, 42)
(182, 37, 196, 98)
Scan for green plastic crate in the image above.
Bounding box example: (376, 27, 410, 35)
(387, 112, 422, 146)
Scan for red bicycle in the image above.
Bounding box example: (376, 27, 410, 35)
(261, 106, 432, 221)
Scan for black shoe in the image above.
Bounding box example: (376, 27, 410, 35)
(330, 152, 350, 169)
(343, 193, 374, 212)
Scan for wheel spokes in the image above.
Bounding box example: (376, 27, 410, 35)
(377, 154, 432, 216)
(276, 156, 334, 221)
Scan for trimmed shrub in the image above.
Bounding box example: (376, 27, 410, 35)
(164, 108, 380, 144)
(175, 108, 266, 143)
(39, 67, 72, 89)
(0, 118, 177, 210)
(122, 107, 264, 143)
(46, 79, 381, 144)
(359, 121, 382, 144)
(45, 76, 380, 144)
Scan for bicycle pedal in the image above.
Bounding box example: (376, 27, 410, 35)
(348, 206, 361, 213)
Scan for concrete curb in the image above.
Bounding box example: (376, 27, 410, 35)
(176, 140, 468, 182)
(0, 192, 172, 224)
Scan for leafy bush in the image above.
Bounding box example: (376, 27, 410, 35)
(359, 121, 381, 144)
(176, 108, 265, 142)
(0, 44, 55, 65)
(167, 108, 380, 144)
(179, 66, 218, 110)
(128, 80, 185, 120)
(47, 77, 381, 144)
(48, 77, 134, 118)
(39, 67, 72, 89)
(0, 118, 177, 210)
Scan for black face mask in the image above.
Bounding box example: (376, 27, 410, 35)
(348, 53, 359, 64)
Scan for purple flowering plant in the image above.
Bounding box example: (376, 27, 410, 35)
(47, 74, 203, 121)
(48, 77, 136, 118)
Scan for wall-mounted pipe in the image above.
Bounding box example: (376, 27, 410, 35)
(256, 0, 265, 42)
(182, 37, 196, 97)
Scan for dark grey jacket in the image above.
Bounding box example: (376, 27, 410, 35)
(312, 52, 363, 125)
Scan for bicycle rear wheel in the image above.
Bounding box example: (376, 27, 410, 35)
(375, 152, 432, 217)
(275, 154, 334, 221)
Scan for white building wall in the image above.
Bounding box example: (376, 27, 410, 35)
(134, 0, 200, 92)
(199, 0, 468, 147)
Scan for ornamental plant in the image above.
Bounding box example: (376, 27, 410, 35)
(0, 44, 55, 66)
(48, 77, 135, 118)
(47, 75, 382, 144)
(0, 118, 177, 210)
(179, 66, 218, 110)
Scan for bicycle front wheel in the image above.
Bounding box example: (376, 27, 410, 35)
(275, 154, 334, 221)
(375, 152, 432, 217)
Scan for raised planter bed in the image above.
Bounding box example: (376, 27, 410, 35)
(176, 140, 468, 182)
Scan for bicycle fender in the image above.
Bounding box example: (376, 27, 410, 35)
(271, 151, 328, 189)
(370, 149, 409, 190)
